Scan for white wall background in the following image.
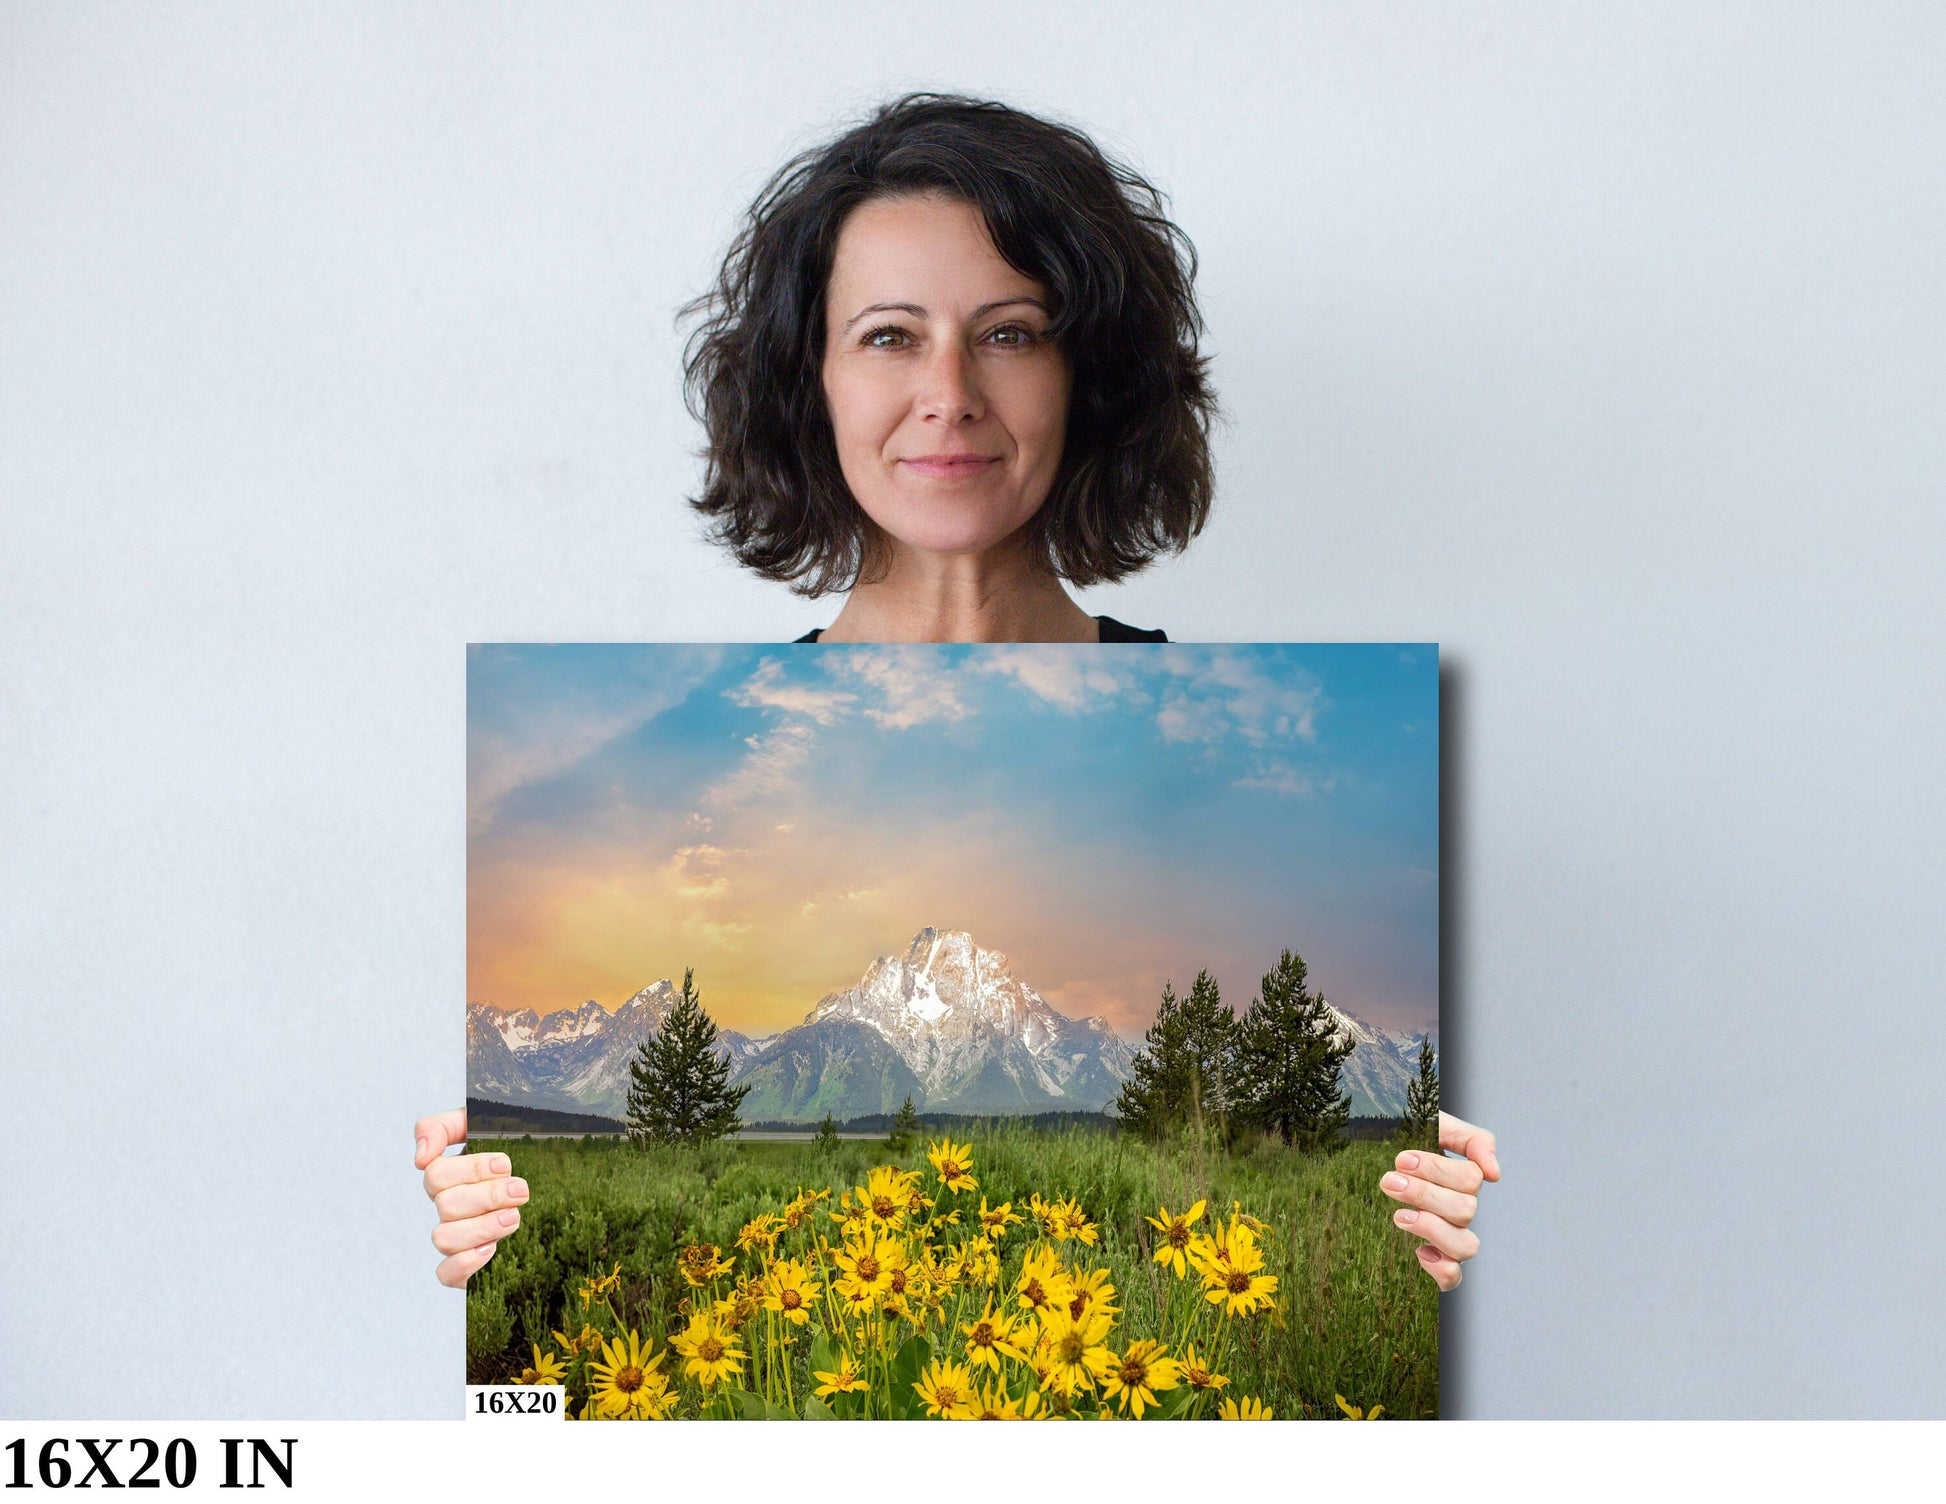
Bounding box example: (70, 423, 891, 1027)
(3, 2, 1942, 1418)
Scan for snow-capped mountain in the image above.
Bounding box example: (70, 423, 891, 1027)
(1319, 999, 1438, 1118)
(465, 926, 1433, 1124)
(465, 979, 757, 1117)
(730, 927, 1138, 1120)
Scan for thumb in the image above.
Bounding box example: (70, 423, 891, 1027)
(414, 1108, 467, 1170)
(1438, 1111, 1500, 1182)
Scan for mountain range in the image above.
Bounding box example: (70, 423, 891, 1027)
(466, 926, 1435, 1122)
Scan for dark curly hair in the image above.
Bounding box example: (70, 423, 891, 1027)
(681, 92, 1218, 598)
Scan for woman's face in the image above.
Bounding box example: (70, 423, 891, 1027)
(820, 193, 1071, 562)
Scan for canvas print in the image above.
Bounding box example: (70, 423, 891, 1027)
(465, 642, 1440, 1420)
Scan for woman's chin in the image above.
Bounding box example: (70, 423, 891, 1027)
(873, 507, 1035, 561)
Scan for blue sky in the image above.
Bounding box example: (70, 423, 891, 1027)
(468, 642, 1438, 1040)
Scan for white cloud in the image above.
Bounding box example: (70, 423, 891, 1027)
(1231, 759, 1335, 798)
(975, 646, 1125, 711)
(1155, 649, 1321, 747)
(725, 656, 858, 724)
(835, 647, 971, 729)
(838, 886, 881, 903)
(702, 719, 817, 808)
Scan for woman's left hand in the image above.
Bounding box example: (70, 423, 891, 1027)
(1380, 1111, 1499, 1291)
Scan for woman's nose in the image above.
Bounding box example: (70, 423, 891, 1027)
(916, 342, 984, 423)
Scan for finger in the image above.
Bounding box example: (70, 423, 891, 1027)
(1391, 1148, 1484, 1197)
(1391, 1206, 1480, 1263)
(415, 1109, 468, 1171)
(1438, 1112, 1500, 1182)
(435, 1174, 530, 1223)
(1379, 1168, 1477, 1227)
(436, 1238, 500, 1289)
(424, 1149, 513, 1200)
(432, 1206, 522, 1257)
(1413, 1241, 1462, 1292)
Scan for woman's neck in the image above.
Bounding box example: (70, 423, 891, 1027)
(817, 533, 1099, 643)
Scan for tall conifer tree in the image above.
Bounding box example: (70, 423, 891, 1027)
(624, 967, 750, 1146)
(1396, 1036, 1440, 1150)
(1234, 948, 1353, 1153)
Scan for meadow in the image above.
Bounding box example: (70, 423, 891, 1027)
(464, 1124, 1437, 1419)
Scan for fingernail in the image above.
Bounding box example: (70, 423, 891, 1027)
(1382, 1173, 1409, 1193)
(1394, 1209, 1418, 1226)
(1399, 1153, 1420, 1171)
(1489, 1153, 1501, 1177)
(508, 1178, 529, 1201)
(491, 1155, 511, 1175)
(1417, 1244, 1439, 1259)
(416, 1137, 428, 1163)
(498, 1209, 520, 1228)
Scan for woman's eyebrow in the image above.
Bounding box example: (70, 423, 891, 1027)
(838, 297, 1048, 334)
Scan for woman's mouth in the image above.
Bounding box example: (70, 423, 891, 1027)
(901, 454, 1001, 478)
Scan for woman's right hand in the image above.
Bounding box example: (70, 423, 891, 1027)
(415, 1108, 528, 1287)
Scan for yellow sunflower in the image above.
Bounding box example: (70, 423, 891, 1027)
(913, 1357, 977, 1418)
(1199, 1225, 1279, 1318)
(668, 1312, 746, 1389)
(1013, 1246, 1073, 1318)
(1178, 1343, 1229, 1395)
(1063, 1265, 1119, 1323)
(976, 1196, 1024, 1239)
(1100, 1339, 1182, 1419)
(588, 1329, 671, 1419)
(1335, 1394, 1385, 1419)
(812, 1354, 867, 1398)
(834, 1232, 907, 1299)
(961, 1302, 1029, 1371)
(761, 1258, 821, 1325)
(1035, 1305, 1116, 1396)
(516, 1342, 567, 1386)
(856, 1164, 920, 1226)
(926, 1137, 979, 1194)
(968, 1381, 1043, 1419)
(1144, 1200, 1207, 1277)
(1219, 1395, 1275, 1420)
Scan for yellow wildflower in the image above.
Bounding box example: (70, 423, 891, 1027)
(926, 1137, 978, 1194)
(588, 1329, 671, 1420)
(1220, 1395, 1275, 1419)
(1100, 1339, 1182, 1418)
(812, 1353, 867, 1398)
(761, 1258, 821, 1325)
(914, 1357, 977, 1418)
(515, 1342, 567, 1386)
(668, 1312, 746, 1389)
(961, 1302, 1029, 1371)
(1144, 1200, 1207, 1277)
(1335, 1394, 1385, 1419)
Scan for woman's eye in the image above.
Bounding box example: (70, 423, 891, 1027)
(861, 325, 909, 348)
(985, 325, 1036, 347)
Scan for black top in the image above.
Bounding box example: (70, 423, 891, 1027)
(793, 614, 1167, 644)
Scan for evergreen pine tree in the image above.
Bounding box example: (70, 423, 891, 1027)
(1395, 1036, 1440, 1150)
(1115, 973, 1237, 1141)
(814, 1112, 841, 1151)
(1175, 968, 1239, 1140)
(624, 967, 750, 1147)
(1114, 980, 1188, 1139)
(887, 1094, 920, 1153)
(1233, 948, 1353, 1154)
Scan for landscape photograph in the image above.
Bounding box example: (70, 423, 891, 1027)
(465, 641, 1440, 1420)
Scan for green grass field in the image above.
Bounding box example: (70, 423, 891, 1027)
(464, 1125, 1438, 1419)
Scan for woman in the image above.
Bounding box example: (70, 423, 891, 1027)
(418, 93, 1498, 1297)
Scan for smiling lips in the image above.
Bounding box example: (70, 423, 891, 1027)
(901, 453, 1001, 478)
